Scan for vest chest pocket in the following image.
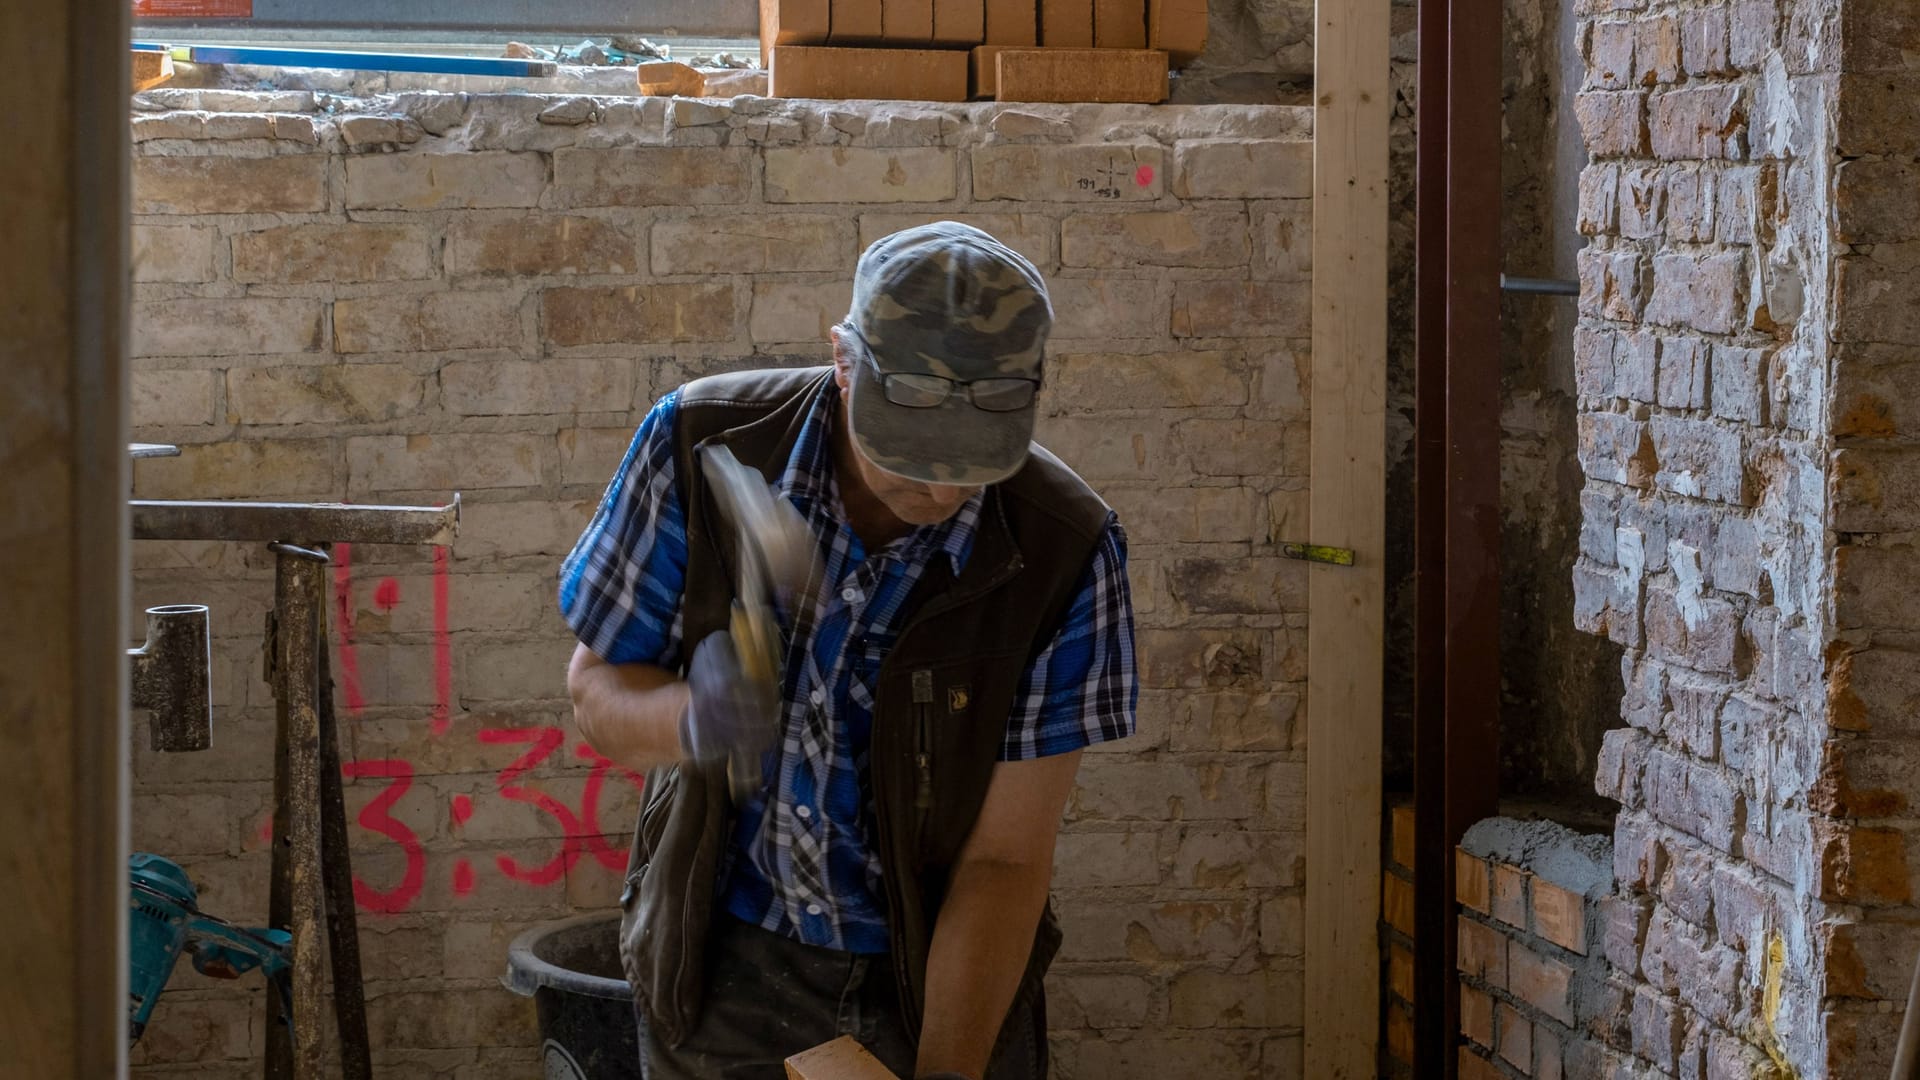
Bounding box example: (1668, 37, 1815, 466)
(621, 766, 679, 907)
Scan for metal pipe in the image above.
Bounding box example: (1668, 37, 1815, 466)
(128, 604, 213, 752)
(1499, 274, 1579, 296)
(132, 497, 458, 546)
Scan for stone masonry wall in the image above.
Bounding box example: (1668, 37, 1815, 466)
(1566, 0, 1920, 1075)
(124, 90, 1314, 1078)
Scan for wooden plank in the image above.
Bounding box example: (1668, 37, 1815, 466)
(1304, 0, 1388, 1074)
(3, 0, 130, 1077)
(785, 1037, 900, 1080)
(993, 47, 1166, 102)
(771, 45, 969, 100)
(1145, 0, 1205, 66)
(1093, 0, 1146, 48)
(983, 0, 1037, 43)
(1038, 0, 1092, 46)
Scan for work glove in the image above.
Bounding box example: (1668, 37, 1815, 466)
(678, 630, 779, 764)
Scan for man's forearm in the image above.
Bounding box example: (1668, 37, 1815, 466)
(567, 644, 692, 773)
(915, 856, 1053, 1079)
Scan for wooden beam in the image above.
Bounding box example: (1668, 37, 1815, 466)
(1304, 0, 1389, 1072)
(1, 0, 130, 1075)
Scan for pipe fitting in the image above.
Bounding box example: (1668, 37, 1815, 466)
(129, 604, 212, 753)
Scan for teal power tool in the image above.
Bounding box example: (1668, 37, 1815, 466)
(128, 853, 293, 1045)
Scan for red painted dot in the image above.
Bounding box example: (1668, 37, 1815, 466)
(373, 577, 401, 611)
(1134, 164, 1155, 187)
(452, 859, 475, 897)
(257, 817, 275, 844)
(450, 794, 473, 827)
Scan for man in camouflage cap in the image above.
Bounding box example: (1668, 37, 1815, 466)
(561, 222, 1138, 1080)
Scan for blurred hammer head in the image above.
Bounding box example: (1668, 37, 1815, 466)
(700, 445, 819, 606)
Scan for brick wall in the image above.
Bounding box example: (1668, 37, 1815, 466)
(1571, 0, 1920, 1076)
(1453, 820, 1613, 1080)
(124, 90, 1314, 1077)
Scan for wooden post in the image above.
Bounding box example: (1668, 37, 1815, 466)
(1305, 0, 1389, 1073)
(0, 0, 130, 1075)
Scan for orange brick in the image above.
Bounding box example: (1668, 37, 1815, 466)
(1492, 862, 1529, 928)
(1461, 982, 1494, 1047)
(1498, 1002, 1533, 1070)
(1387, 1001, 1414, 1063)
(1509, 944, 1574, 1025)
(1458, 917, 1509, 988)
(1537, 1027, 1563, 1080)
(1533, 879, 1588, 954)
(1457, 849, 1491, 913)
(1384, 871, 1415, 937)
(1391, 804, 1415, 870)
(1458, 1047, 1504, 1080)
(1389, 941, 1414, 1003)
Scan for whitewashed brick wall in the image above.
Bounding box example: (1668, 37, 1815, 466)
(126, 89, 1313, 1078)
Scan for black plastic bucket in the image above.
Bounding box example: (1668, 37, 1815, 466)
(504, 913, 642, 1080)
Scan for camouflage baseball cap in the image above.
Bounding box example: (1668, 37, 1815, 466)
(844, 221, 1052, 486)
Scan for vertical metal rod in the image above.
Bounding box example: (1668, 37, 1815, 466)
(1414, 0, 1505, 1072)
(267, 546, 328, 1080)
(1411, 0, 1455, 1068)
(316, 604, 373, 1080)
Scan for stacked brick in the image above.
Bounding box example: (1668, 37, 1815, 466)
(1453, 821, 1613, 1080)
(763, 0, 1201, 102)
(124, 89, 1314, 1077)
(1570, 0, 1920, 1075)
(1381, 814, 1616, 1079)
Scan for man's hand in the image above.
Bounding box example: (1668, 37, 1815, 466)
(677, 630, 780, 763)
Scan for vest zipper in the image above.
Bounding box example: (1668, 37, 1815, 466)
(911, 669, 935, 815)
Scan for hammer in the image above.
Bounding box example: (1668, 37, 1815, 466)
(700, 444, 820, 801)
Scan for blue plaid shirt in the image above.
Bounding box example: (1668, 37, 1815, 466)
(559, 383, 1137, 953)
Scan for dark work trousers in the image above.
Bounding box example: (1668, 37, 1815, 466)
(638, 915, 1046, 1080)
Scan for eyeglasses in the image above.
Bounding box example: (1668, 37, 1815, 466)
(846, 327, 1040, 413)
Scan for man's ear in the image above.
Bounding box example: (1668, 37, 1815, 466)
(830, 325, 854, 392)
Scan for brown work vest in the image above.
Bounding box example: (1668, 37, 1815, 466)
(616, 366, 1111, 1051)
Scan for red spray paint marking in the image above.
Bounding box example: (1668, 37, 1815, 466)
(1134, 164, 1155, 187)
(450, 793, 474, 828)
(575, 743, 647, 871)
(479, 727, 584, 886)
(257, 815, 275, 846)
(331, 542, 365, 713)
(431, 546, 452, 735)
(451, 859, 476, 897)
(373, 576, 401, 611)
(340, 759, 425, 914)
